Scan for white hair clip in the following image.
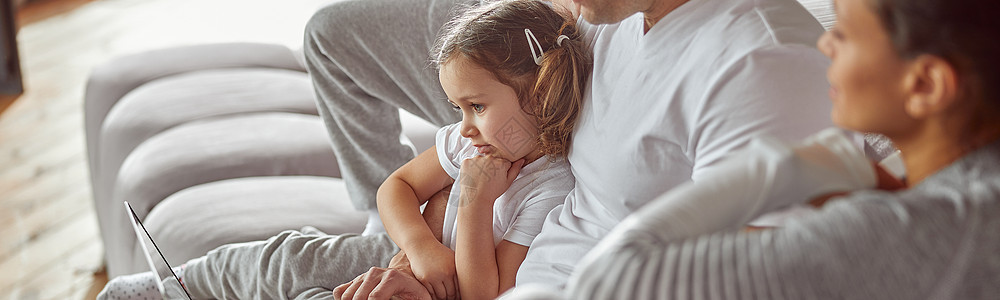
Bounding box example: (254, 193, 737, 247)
(556, 35, 570, 46)
(525, 28, 544, 66)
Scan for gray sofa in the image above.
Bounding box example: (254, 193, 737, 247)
(85, 0, 833, 279)
(84, 43, 439, 277)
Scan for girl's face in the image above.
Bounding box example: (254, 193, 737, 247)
(817, 0, 915, 135)
(439, 55, 541, 162)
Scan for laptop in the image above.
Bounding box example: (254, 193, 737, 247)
(124, 201, 194, 300)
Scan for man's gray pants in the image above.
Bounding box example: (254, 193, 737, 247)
(183, 231, 399, 299)
(306, 0, 469, 213)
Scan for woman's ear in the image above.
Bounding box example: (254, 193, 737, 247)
(902, 54, 960, 119)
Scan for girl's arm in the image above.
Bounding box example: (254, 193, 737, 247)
(454, 156, 526, 300)
(378, 146, 453, 254)
(495, 241, 530, 292)
(377, 146, 458, 299)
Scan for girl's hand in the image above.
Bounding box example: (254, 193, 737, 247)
(458, 157, 525, 207)
(408, 241, 459, 300)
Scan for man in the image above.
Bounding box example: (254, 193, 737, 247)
(333, 0, 831, 298)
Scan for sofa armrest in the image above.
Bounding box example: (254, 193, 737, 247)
(84, 43, 305, 180)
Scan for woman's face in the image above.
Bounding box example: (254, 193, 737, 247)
(817, 0, 915, 135)
(439, 55, 541, 162)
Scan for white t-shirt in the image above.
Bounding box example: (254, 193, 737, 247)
(435, 123, 574, 249)
(516, 0, 833, 287)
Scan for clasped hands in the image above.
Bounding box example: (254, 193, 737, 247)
(335, 156, 524, 300)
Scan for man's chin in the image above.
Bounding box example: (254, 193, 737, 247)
(580, 9, 632, 25)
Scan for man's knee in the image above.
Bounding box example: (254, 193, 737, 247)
(262, 230, 308, 254)
(304, 0, 372, 43)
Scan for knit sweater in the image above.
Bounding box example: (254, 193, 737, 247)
(567, 130, 1000, 299)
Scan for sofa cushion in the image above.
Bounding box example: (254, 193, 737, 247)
(101, 68, 317, 165)
(94, 68, 316, 208)
(135, 176, 367, 275)
(102, 112, 340, 276)
(398, 109, 441, 154)
(85, 43, 305, 192)
(115, 112, 341, 205)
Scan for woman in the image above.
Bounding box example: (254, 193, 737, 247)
(562, 0, 1000, 298)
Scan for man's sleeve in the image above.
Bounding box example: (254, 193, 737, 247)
(689, 45, 832, 182)
(606, 128, 875, 246)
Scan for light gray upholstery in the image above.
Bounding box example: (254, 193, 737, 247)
(139, 176, 368, 272)
(85, 42, 438, 277)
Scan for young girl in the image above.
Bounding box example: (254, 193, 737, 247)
(551, 0, 1000, 298)
(97, 1, 591, 299)
(375, 1, 590, 299)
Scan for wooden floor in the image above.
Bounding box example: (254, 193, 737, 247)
(0, 0, 328, 298)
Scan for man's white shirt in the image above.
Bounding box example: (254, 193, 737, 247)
(516, 0, 833, 287)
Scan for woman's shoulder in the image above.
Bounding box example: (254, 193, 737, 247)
(920, 139, 1000, 201)
(827, 141, 1000, 229)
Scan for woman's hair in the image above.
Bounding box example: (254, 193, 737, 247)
(432, 0, 592, 157)
(868, 0, 1000, 112)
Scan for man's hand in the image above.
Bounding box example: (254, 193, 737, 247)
(386, 251, 415, 277)
(334, 267, 431, 300)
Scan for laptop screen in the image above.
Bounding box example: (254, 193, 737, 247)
(124, 201, 193, 300)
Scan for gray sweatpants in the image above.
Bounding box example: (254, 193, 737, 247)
(306, 0, 470, 213)
(184, 231, 399, 299)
